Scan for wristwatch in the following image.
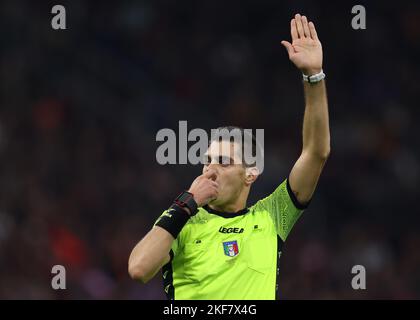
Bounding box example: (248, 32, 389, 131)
(174, 191, 198, 215)
(302, 70, 326, 83)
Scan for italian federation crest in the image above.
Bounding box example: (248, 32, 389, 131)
(223, 240, 239, 257)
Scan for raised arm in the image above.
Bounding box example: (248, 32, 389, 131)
(281, 14, 330, 205)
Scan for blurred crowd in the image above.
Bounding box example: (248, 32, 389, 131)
(0, 0, 419, 299)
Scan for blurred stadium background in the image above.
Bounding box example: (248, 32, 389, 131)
(0, 0, 419, 299)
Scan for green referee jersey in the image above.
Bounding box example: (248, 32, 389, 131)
(157, 179, 307, 300)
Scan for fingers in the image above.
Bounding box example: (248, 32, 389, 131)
(281, 40, 294, 57)
(202, 168, 217, 181)
(210, 180, 219, 190)
(290, 19, 298, 41)
(302, 16, 310, 38)
(206, 181, 219, 201)
(295, 14, 305, 39)
(308, 21, 318, 41)
(292, 14, 316, 40)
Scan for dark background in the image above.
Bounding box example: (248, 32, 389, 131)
(0, 0, 419, 299)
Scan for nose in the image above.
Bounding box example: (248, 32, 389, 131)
(207, 162, 217, 169)
(203, 164, 219, 177)
(204, 163, 215, 172)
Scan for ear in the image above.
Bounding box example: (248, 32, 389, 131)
(245, 167, 259, 186)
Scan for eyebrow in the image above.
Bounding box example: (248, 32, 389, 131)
(204, 154, 235, 164)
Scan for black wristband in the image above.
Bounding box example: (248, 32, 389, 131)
(174, 191, 198, 216)
(155, 204, 190, 239)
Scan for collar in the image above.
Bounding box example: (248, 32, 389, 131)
(202, 205, 249, 218)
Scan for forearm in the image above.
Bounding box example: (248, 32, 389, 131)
(301, 79, 330, 159)
(128, 226, 173, 283)
(128, 172, 217, 283)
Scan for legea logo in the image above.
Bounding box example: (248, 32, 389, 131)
(156, 121, 264, 173)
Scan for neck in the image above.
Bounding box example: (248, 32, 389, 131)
(208, 202, 245, 213)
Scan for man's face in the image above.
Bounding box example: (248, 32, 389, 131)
(203, 140, 247, 207)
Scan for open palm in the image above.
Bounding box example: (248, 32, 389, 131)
(281, 14, 323, 76)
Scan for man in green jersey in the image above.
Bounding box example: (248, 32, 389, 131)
(129, 14, 330, 300)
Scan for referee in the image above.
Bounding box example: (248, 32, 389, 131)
(129, 14, 330, 300)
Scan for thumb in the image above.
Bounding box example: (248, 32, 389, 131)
(281, 41, 294, 57)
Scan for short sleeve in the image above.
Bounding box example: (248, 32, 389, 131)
(251, 179, 308, 241)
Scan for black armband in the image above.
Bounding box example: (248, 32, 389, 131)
(155, 204, 190, 238)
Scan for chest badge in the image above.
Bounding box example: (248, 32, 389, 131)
(223, 240, 239, 257)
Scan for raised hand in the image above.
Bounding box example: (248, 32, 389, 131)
(281, 14, 323, 76)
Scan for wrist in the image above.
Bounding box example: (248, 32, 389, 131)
(155, 204, 191, 238)
(302, 67, 322, 76)
(187, 189, 204, 208)
(181, 207, 192, 215)
(302, 69, 325, 84)
(174, 190, 198, 216)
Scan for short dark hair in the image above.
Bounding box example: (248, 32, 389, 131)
(209, 126, 261, 167)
